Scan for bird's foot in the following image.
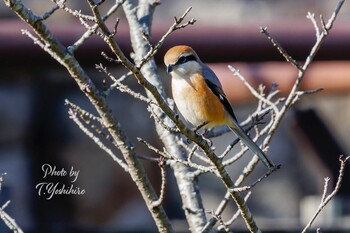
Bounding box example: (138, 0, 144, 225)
(193, 121, 208, 134)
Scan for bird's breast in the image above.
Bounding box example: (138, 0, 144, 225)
(171, 73, 227, 128)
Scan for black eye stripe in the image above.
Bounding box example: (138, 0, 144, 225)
(176, 55, 197, 65)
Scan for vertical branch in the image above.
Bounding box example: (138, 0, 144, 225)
(121, 1, 209, 232)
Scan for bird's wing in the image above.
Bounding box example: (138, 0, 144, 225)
(204, 78, 238, 123)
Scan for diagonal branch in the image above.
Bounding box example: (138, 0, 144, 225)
(67, 0, 124, 53)
(260, 27, 303, 71)
(0, 174, 24, 233)
(68, 107, 129, 172)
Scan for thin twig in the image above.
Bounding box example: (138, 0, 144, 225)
(219, 192, 252, 230)
(321, 177, 330, 203)
(0, 173, 6, 191)
(138, 138, 214, 174)
(151, 157, 167, 208)
(52, 0, 96, 21)
(39, 5, 59, 20)
(301, 155, 349, 233)
(0, 204, 24, 233)
(65, 99, 102, 123)
(137, 137, 171, 158)
(202, 192, 251, 233)
(104, 71, 135, 95)
(0, 174, 24, 233)
(65, 99, 116, 143)
(68, 108, 129, 172)
(203, 161, 280, 231)
(21, 29, 45, 49)
(205, 210, 232, 233)
(67, 0, 124, 53)
(135, 7, 196, 70)
(292, 88, 324, 105)
(96, 63, 152, 104)
(260, 27, 303, 71)
(233, 164, 281, 192)
(178, 140, 211, 165)
(147, 106, 180, 133)
(307, 12, 321, 39)
(229, 65, 280, 115)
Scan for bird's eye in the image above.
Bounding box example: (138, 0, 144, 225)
(178, 56, 187, 64)
(177, 55, 196, 65)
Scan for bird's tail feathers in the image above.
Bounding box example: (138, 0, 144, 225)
(228, 120, 274, 168)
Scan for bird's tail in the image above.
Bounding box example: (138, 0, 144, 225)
(228, 120, 274, 169)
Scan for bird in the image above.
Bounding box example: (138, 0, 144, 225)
(164, 45, 274, 169)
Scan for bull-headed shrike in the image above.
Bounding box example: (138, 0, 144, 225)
(164, 45, 274, 169)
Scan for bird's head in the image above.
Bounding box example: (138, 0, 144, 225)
(164, 45, 202, 76)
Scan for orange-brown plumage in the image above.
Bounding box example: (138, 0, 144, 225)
(171, 72, 228, 129)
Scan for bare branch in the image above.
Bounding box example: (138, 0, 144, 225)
(0, 202, 24, 233)
(259, 0, 345, 162)
(205, 210, 232, 233)
(137, 137, 171, 159)
(233, 164, 281, 192)
(67, 0, 124, 53)
(321, 177, 330, 203)
(223, 192, 252, 228)
(0, 173, 6, 191)
(135, 6, 196, 70)
(138, 138, 214, 174)
(65, 99, 101, 122)
(39, 5, 59, 21)
(68, 108, 129, 172)
(260, 27, 303, 71)
(96, 63, 152, 104)
(203, 192, 252, 233)
(301, 155, 349, 233)
(292, 88, 324, 105)
(323, 0, 345, 32)
(228, 65, 280, 115)
(178, 140, 211, 164)
(151, 158, 167, 208)
(0, 174, 24, 233)
(101, 51, 121, 63)
(203, 157, 280, 231)
(147, 106, 180, 133)
(52, 0, 96, 21)
(307, 12, 321, 39)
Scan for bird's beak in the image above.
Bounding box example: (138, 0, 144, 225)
(166, 64, 173, 73)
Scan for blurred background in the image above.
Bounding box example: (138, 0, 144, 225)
(1, 0, 350, 232)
